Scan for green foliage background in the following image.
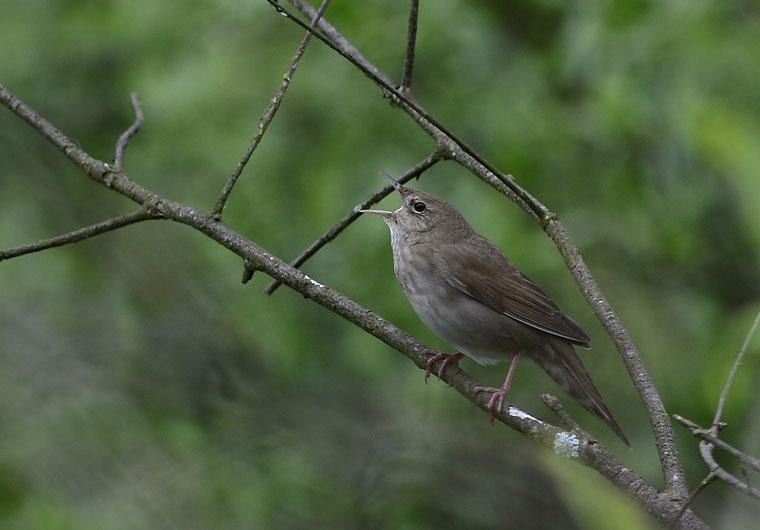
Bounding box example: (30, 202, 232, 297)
(1, 1, 759, 528)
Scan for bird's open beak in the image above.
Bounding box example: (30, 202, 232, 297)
(360, 209, 393, 219)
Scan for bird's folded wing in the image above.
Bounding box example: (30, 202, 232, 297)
(441, 236, 591, 348)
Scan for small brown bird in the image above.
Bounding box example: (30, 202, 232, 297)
(362, 179, 629, 445)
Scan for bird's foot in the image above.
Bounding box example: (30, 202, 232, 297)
(474, 351, 521, 423)
(474, 385, 509, 422)
(424, 352, 464, 383)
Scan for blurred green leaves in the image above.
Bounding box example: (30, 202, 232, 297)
(1, 0, 759, 528)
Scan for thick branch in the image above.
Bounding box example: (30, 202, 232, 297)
(401, 0, 420, 91)
(280, 0, 687, 498)
(0, 83, 708, 530)
(670, 474, 716, 530)
(264, 150, 443, 294)
(210, 0, 331, 219)
(113, 92, 143, 170)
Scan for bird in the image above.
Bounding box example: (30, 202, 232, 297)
(362, 178, 629, 445)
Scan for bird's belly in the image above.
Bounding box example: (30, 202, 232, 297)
(402, 279, 517, 366)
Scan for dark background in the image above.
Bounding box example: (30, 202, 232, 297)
(1, 1, 759, 528)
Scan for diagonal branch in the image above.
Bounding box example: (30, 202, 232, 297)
(276, 0, 687, 498)
(401, 0, 420, 91)
(210, 0, 332, 219)
(0, 208, 159, 261)
(670, 474, 716, 530)
(0, 83, 709, 530)
(699, 440, 760, 500)
(270, 0, 539, 217)
(264, 150, 443, 295)
(113, 92, 144, 170)
(541, 393, 582, 432)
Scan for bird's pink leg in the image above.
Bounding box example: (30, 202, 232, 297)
(474, 351, 522, 420)
(424, 352, 465, 383)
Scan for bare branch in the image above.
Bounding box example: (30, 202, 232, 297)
(210, 0, 332, 219)
(113, 92, 144, 170)
(670, 474, 716, 530)
(241, 262, 257, 284)
(277, 0, 687, 498)
(673, 313, 760, 503)
(699, 440, 760, 500)
(0, 83, 710, 530)
(713, 311, 760, 431)
(673, 415, 760, 473)
(264, 150, 443, 295)
(270, 0, 540, 217)
(401, 0, 420, 91)
(0, 209, 157, 262)
(541, 393, 582, 432)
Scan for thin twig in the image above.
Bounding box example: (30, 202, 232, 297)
(401, 0, 420, 91)
(712, 311, 760, 432)
(673, 415, 760, 473)
(113, 92, 144, 170)
(276, 0, 688, 499)
(540, 393, 581, 432)
(264, 151, 442, 295)
(210, 0, 332, 219)
(0, 209, 157, 261)
(673, 313, 760, 503)
(669, 473, 716, 530)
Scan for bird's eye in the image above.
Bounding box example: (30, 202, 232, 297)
(412, 201, 426, 213)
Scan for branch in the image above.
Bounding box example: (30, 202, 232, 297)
(210, 0, 332, 219)
(271, 0, 537, 217)
(113, 92, 143, 170)
(713, 311, 760, 431)
(263, 150, 443, 295)
(541, 393, 582, 432)
(670, 474, 716, 530)
(699, 440, 760, 500)
(401, 0, 420, 91)
(673, 415, 760, 473)
(0, 81, 709, 530)
(673, 311, 760, 503)
(278, 0, 688, 498)
(0, 209, 158, 262)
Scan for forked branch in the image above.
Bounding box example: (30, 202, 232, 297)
(210, 0, 332, 219)
(674, 311, 760, 506)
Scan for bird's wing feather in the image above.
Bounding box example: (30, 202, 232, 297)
(439, 235, 591, 348)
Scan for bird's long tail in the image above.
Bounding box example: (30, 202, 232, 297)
(535, 340, 630, 446)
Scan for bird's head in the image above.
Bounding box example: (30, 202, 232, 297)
(361, 176, 473, 245)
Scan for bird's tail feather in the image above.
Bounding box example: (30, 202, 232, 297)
(537, 341, 630, 446)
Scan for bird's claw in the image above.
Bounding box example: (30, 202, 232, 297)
(474, 385, 508, 422)
(424, 352, 464, 383)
